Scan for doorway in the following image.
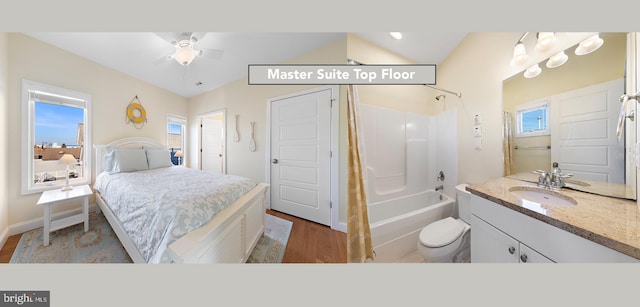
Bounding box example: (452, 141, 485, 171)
(199, 110, 226, 173)
(267, 86, 338, 227)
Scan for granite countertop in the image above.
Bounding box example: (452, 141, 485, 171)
(467, 176, 640, 260)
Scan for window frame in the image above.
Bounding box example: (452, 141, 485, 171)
(167, 114, 186, 165)
(514, 99, 551, 138)
(21, 79, 92, 195)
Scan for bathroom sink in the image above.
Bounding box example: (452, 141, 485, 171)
(509, 186, 577, 208)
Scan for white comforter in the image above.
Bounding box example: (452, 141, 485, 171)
(94, 166, 256, 263)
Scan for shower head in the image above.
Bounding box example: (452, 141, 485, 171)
(435, 95, 446, 101)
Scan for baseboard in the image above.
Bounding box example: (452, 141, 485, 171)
(8, 203, 98, 236)
(0, 227, 8, 252)
(333, 221, 347, 233)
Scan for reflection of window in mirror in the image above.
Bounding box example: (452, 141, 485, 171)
(515, 100, 549, 137)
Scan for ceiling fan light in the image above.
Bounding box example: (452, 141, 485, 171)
(174, 46, 197, 66)
(536, 32, 557, 52)
(524, 64, 542, 78)
(511, 42, 528, 66)
(389, 32, 402, 40)
(546, 51, 568, 68)
(575, 34, 604, 56)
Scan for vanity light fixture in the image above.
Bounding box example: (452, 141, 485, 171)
(535, 32, 557, 52)
(546, 51, 568, 68)
(511, 32, 529, 66)
(389, 32, 403, 40)
(524, 64, 542, 78)
(575, 34, 604, 56)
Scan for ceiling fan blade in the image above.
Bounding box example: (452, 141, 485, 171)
(154, 32, 181, 46)
(190, 32, 208, 43)
(199, 48, 224, 60)
(152, 54, 174, 66)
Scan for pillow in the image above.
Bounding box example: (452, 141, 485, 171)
(110, 148, 149, 173)
(103, 146, 142, 173)
(145, 148, 173, 169)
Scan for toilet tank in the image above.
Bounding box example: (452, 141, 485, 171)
(455, 184, 472, 224)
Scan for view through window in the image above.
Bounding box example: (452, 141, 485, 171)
(22, 80, 92, 194)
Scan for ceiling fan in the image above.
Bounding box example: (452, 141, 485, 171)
(155, 32, 224, 66)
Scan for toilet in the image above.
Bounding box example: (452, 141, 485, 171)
(417, 184, 472, 263)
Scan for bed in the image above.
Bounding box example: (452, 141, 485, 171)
(93, 137, 269, 263)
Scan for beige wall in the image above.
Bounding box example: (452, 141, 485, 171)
(0, 33, 8, 241)
(7, 33, 188, 226)
(436, 33, 519, 184)
(346, 33, 436, 115)
(186, 37, 348, 224)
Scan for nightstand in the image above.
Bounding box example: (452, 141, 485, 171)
(37, 184, 93, 246)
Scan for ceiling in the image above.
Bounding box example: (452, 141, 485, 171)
(25, 32, 467, 98)
(353, 32, 468, 64)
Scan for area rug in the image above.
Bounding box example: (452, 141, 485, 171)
(10, 212, 293, 264)
(246, 214, 293, 263)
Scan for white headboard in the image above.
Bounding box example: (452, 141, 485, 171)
(94, 137, 167, 175)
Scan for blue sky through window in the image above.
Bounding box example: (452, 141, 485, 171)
(168, 123, 182, 134)
(35, 102, 84, 146)
(521, 108, 546, 132)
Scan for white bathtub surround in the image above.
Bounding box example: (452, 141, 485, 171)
(359, 105, 458, 201)
(359, 105, 459, 262)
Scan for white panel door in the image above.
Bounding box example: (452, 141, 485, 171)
(271, 89, 332, 226)
(201, 115, 224, 173)
(551, 78, 625, 183)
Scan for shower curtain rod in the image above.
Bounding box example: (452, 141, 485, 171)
(424, 85, 462, 98)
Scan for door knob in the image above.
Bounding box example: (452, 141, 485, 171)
(272, 159, 278, 164)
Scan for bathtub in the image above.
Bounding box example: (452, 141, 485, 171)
(368, 190, 455, 262)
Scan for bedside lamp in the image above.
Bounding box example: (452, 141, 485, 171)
(175, 150, 183, 165)
(58, 154, 77, 191)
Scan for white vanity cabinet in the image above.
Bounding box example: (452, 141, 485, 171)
(471, 215, 553, 263)
(470, 194, 639, 263)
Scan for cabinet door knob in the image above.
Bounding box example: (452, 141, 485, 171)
(520, 254, 528, 263)
(272, 159, 278, 164)
(508, 246, 516, 255)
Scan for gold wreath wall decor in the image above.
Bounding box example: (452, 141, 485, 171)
(125, 95, 148, 129)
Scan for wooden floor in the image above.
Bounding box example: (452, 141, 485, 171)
(0, 210, 347, 264)
(267, 209, 347, 263)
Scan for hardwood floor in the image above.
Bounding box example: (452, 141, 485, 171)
(0, 210, 347, 264)
(0, 234, 21, 263)
(267, 209, 347, 263)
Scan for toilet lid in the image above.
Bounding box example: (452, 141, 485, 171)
(419, 217, 464, 248)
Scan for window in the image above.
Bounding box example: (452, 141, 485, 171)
(22, 80, 92, 195)
(167, 114, 186, 165)
(515, 100, 550, 137)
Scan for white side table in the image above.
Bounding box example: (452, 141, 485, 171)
(36, 184, 93, 246)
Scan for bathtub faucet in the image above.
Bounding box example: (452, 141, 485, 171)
(435, 185, 444, 192)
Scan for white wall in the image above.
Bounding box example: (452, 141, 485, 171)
(430, 108, 458, 199)
(6, 33, 188, 228)
(186, 37, 348, 225)
(0, 33, 8, 246)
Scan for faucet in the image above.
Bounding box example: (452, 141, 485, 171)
(533, 170, 551, 188)
(435, 185, 444, 192)
(533, 162, 573, 190)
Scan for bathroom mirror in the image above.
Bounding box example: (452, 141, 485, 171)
(503, 32, 636, 200)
